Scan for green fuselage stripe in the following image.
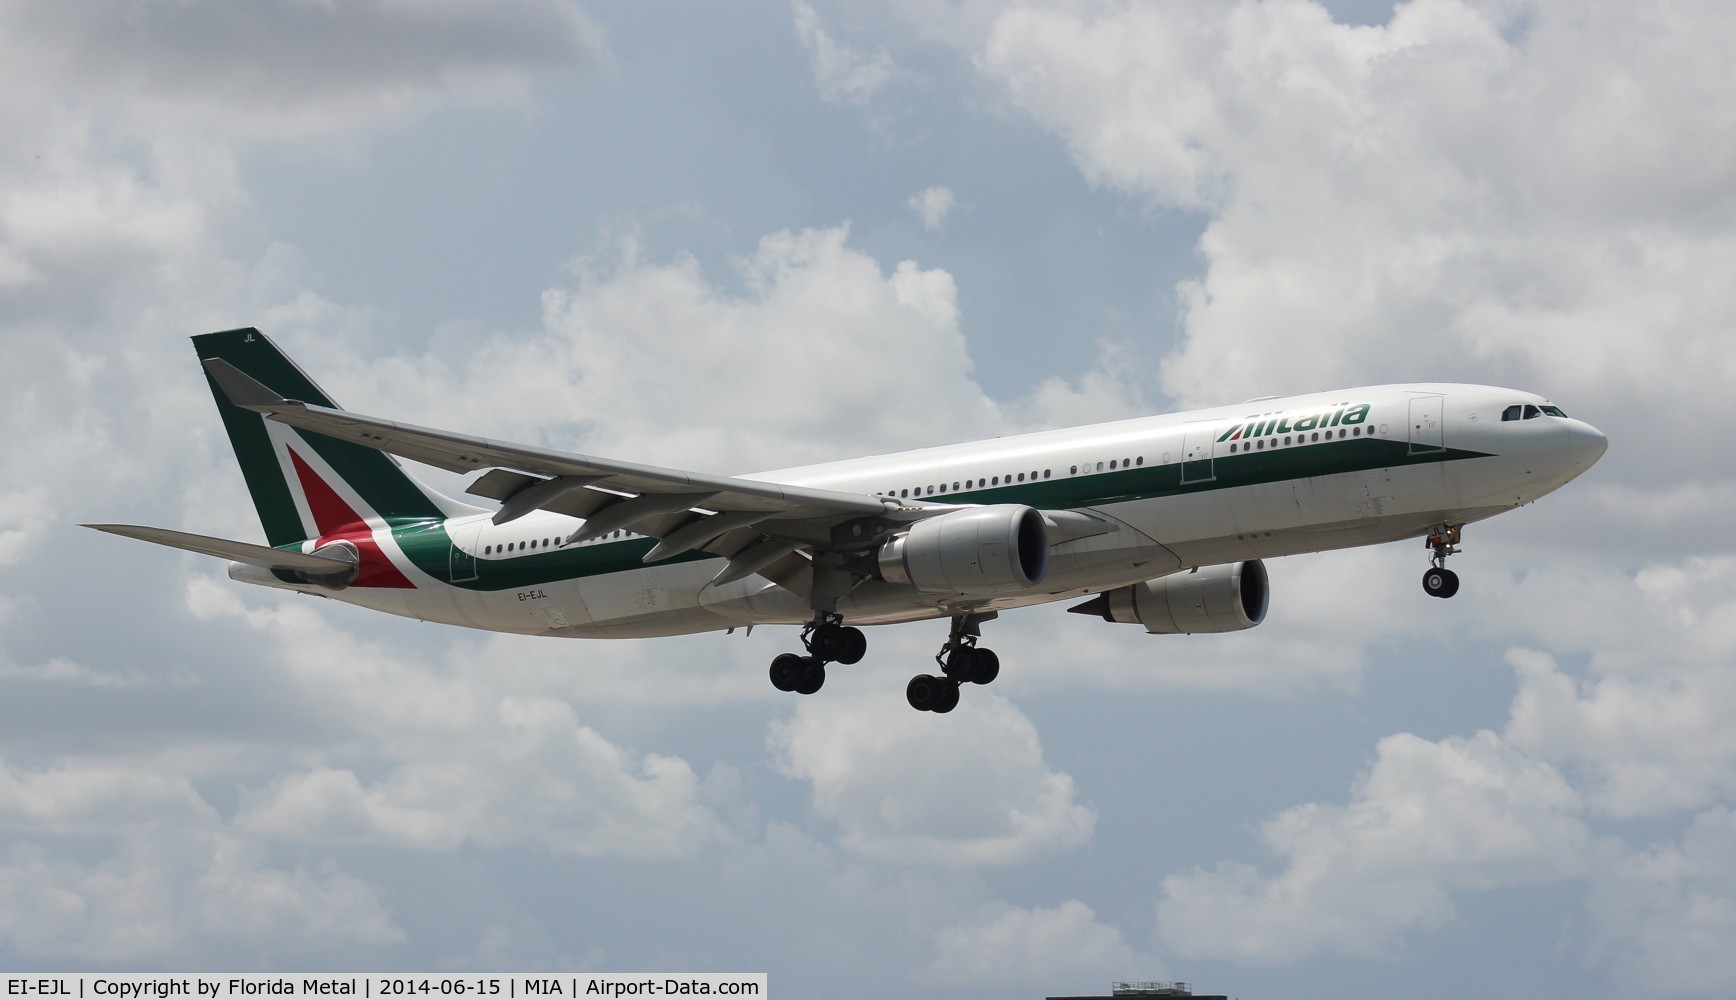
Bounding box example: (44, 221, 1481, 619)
(390, 437, 1490, 592)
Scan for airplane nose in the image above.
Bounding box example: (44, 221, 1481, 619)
(1569, 421, 1609, 470)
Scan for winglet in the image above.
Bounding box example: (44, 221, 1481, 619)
(201, 357, 298, 412)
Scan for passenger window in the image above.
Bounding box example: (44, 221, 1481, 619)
(1109, 460, 1118, 470)
(1257, 440, 1265, 449)
(1284, 436, 1292, 445)
(1096, 462, 1104, 472)
(953, 482, 960, 490)
(1043, 470, 1051, 479)
(1017, 473, 1025, 482)
(1136, 457, 1144, 466)
(1230, 443, 1238, 453)
(1069, 466, 1077, 475)
(484, 545, 492, 555)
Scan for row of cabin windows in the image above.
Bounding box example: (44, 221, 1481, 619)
(1227, 426, 1366, 452)
(884, 455, 1148, 499)
(483, 530, 638, 556)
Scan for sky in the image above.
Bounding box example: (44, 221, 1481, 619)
(2, 0, 1735, 997)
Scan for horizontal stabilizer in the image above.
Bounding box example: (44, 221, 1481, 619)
(82, 523, 355, 574)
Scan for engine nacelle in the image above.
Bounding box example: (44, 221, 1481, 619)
(878, 504, 1049, 597)
(1080, 560, 1269, 634)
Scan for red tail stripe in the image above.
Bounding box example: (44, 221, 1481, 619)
(287, 447, 416, 590)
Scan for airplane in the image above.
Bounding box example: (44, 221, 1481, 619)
(87, 328, 1608, 714)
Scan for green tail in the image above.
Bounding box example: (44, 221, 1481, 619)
(193, 328, 476, 546)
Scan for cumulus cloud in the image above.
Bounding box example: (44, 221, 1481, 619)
(920, 900, 1161, 990)
(970, 0, 1736, 474)
(0, 833, 402, 963)
(792, 1, 903, 107)
(769, 691, 1094, 865)
(1587, 808, 1736, 996)
(1156, 730, 1592, 962)
(907, 185, 956, 231)
(1496, 557, 1736, 818)
(294, 224, 1003, 474)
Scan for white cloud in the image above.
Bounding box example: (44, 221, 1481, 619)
(1156, 730, 1592, 962)
(919, 900, 1160, 990)
(792, 1, 903, 107)
(907, 185, 956, 231)
(0, 759, 218, 830)
(306, 224, 1003, 474)
(0, 833, 401, 963)
(1587, 808, 1736, 996)
(968, 0, 1736, 460)
(769, 691, 1094, 865)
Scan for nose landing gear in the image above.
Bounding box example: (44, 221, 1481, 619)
(906, 613, 999, 713)
(1422, 523, 1462, 599)
(768, 612, 867, 696)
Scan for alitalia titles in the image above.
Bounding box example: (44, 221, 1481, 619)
(1218, 403, 1371, 443)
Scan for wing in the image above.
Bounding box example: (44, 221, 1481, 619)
(202, 358, 901, 583)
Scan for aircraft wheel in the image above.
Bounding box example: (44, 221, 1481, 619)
(906, 673, 943, 712)
(809, 622, 847, 661)
(835, 626, 867, 665)
(794, 657, 826, 695)
(770, 653, 805, 692)
(930, 680, 962, 714)
(1422, 567, 1460, 599)
(944, 646, 979, 680)
(969, 648, 999, 685)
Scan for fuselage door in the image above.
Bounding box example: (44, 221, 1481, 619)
(1182, 421, 1218, 484)
(449, 522, 481, 583)
(1408, 395, 1446, 454)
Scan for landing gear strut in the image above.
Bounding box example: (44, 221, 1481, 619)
(768, 612, 867, 696)
(906, 613, 1000, 714)
(1422, 523, 1462, 599)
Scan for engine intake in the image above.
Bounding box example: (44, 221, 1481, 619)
(878, 504, 1049, 597)
(1072, 560, 1269, 634)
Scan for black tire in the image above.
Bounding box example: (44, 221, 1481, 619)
(906, 673, 941, 711)
(1423, 567, 1460, 599)
(931, 680, 961, 714)
(969, 648, 999, 685)
(770, 653, 805, 692)
(944, 646, 978, 680)
(809, 623, 847, 661)
(794, 658, 826, 695)
(836, 626, 867, 665)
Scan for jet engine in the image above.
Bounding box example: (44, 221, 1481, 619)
(877, 504, 1049, 597)
(1071, 560, 1269, 634)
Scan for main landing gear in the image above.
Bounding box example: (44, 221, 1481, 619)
(906, 613, 1000, 714)
(1422, 523, 1462, 599)
(768, 613, 866, 696)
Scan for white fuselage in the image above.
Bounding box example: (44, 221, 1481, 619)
(238, 383, 1606, 638)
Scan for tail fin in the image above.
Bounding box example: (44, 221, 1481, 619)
(193, 328, 480, 546)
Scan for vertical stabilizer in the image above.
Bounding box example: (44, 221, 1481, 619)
(193, 328, 480, 546)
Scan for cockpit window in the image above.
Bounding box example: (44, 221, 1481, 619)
(1523, 404, 1542, 419)
(1502, 404, 1523, 421)
(1540, 404, 1567, 417)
